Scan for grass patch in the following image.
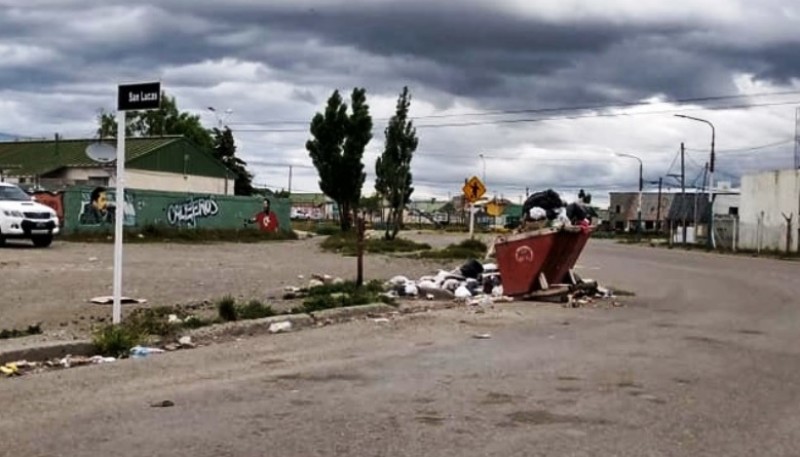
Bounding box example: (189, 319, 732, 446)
(62, 226, 298, 244)
(298, 280, 392, 313)
(417, 238, 488, 260)
(238, 299, 276, 320)
(217, 297, 277, 321)
(217, 296, 238, 322)
(92, 305, 217, 356)
(0, 324, 43, 340)
(321, 232, 431, 256)
(93, 325, 140, 358)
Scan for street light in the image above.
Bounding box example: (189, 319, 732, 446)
(208, 107, 233, 129)
(674, 114, 715, 249)
(478, 153, 487, 184)
(616, 153, 643, 235)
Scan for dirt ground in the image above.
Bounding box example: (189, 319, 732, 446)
(0, 231, 485, 338)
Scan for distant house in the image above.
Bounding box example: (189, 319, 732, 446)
(0, 136, 235, 195)
(405, 199, 449, 225)
(609, 192, 675, 232)
(289, 193, 334, 220)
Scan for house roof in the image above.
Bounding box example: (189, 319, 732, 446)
(290, 193, 330, 205)
(0, 136, 230, 178)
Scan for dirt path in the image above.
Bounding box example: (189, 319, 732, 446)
(0, 234, 471, 337)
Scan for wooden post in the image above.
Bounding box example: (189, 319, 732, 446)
(356, 214, 365, 288)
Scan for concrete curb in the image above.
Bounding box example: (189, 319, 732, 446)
(398, 300, 459, 314)
(310, 303, 398, 324)
(0, 340, 94, 365)
(186, 314, 314, 340)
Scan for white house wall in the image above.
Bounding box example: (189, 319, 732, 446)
(120, 169, 231, 195)
(739, 169, 800, 252)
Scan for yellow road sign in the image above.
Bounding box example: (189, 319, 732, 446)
(462, 176, 486, 203)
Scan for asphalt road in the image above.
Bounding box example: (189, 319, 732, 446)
(1, 241, 799, 457)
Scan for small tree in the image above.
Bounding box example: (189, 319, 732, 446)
(375, 87, 418, 240)
(96, 93, 213, 151)
(306, 88, 373, 231)
(96, 94, 255, 196)
(213, 127, 254, 196)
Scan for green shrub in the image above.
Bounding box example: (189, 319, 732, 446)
(217, 296, 238, 322)
(238, 300, 276, 320)
(93, 325, 142, 357)
(62, 227, 298, 244)
(314, 224, 341, 236)
(321, 232, 431, 256)
(300, 280, 388, 313)
(417, 238, 487, 260)
(0, 324, 42, 340)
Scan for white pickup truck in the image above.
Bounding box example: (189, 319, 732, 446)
(0, 183, 60, 247)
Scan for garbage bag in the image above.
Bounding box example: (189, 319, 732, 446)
(459, 259, 484, 279)
(529, 207, 547, 220)
(522, 189, 564, 221)
(566, 202, 588, 224)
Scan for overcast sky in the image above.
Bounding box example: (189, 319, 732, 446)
(2, 0, 800, 205)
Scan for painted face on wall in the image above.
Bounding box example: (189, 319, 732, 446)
(93, 192, 108, 212)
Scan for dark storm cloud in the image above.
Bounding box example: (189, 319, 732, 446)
(4, 1, 797, 107)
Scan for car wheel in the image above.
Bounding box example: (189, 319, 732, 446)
(32, 235, 53, 248)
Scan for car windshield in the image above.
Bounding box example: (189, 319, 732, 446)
(0, 185, 32, 202)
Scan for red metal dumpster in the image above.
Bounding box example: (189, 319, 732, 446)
(542, 225, 593, 285)
(493, 228, 559, 297)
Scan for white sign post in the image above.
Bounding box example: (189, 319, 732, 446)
(112, 81, 161, 324)
(112, 109, 126, 324)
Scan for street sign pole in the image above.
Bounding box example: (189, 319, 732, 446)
(462, 175, 485, 239)
(469, 202, 475, 238)
(112, 110, 125, 324)
(112, 81, 161, 324)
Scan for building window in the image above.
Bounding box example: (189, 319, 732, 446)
(18, 177, 27, 184)
(615, 205, 621, 214)
(645, 221, 655, 230)
(729, 207, 739, 216)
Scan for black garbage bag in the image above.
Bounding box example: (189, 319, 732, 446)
(566, 202, 588, 224)
(522, 189, 564, 220)
(459, 259, 484, 279)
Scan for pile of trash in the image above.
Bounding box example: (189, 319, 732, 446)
(564, 284, 624, 309)
(518, 189, 595, 232)
(0, 355, 117, 377)
(384, 258, 510, 303)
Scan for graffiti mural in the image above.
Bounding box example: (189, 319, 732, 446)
(166, 196, 219, 227)
(246, 197, 280, 233)
(78, 187, 136, 226)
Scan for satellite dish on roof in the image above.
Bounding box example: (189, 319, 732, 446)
(85, 142, 117, 164)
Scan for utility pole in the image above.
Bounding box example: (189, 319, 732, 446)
(288, 165, 293, 195)
(656, 177, 663, 233)
(696, 162, 708, 243)
(681, 142, 687, 244)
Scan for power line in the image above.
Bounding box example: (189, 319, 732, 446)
(229, 89, 800, 126)
(685, 138, 794, 154)
(232, 99, 800, 133)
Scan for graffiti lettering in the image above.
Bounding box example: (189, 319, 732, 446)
(166, 197, 219, 227)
